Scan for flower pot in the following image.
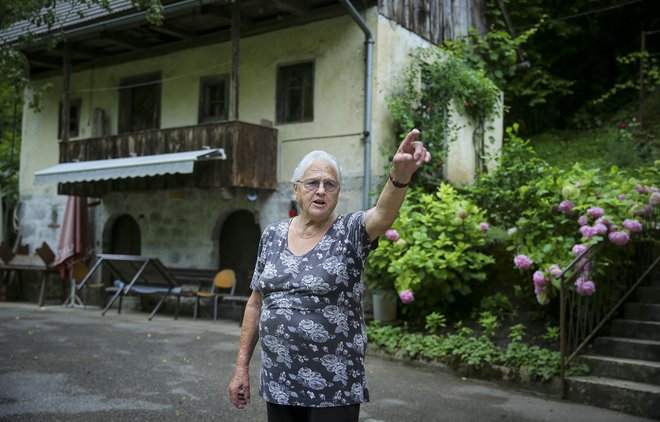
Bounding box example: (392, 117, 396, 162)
(372, 292, 397, 322)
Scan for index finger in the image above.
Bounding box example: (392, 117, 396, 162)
(400, 129, 421, 151)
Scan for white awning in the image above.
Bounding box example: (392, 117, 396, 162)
(34, 149, 226, 185)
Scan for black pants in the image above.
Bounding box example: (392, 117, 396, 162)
(266, 402, 360, 422)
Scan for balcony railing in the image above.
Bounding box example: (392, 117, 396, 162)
(57, 120, 278, 197)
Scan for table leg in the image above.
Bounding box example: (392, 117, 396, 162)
(62, 275, 85, 308)
(38, 272, 46, 307)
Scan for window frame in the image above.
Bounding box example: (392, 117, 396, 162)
(58, 97, 82, 139)
(118, 71, 162, 134)
(276, 61, 315, 124)
(198, 74, 230, 124)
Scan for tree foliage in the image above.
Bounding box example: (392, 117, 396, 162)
(485, 0, 660, 134)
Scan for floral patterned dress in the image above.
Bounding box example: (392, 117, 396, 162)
(250, 211, 374, 407)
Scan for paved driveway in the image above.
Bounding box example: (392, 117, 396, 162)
(0, 302, 650, 421)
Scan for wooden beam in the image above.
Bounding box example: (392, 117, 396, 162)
(149, 24, 194, 40)
(54, 44, 102, 59)
(202, 4, 232, 24)
(25, 53, 60, 69)
(99, 31, 146, 50)
(272, 0, 309, 16)
(229, 4, 240, 121)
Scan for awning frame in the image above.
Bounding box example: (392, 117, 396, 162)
(34, 149, 226, 185)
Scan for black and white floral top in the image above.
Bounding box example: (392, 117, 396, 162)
(250, 211, 374, 408)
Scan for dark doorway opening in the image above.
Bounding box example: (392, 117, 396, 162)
(109, 214, 141, 255)
(219, 210, 260, 296)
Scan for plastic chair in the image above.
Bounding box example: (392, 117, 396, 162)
(193, 269, 235, 320)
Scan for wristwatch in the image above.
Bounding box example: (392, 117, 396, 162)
(389, 174, 410, 188)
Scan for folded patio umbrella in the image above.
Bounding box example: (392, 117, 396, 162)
(53, 196, 90, 279)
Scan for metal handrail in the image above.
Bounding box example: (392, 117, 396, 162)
(558, 212, 659, 398)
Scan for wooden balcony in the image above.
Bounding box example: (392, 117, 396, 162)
(56, 121, 278, 197)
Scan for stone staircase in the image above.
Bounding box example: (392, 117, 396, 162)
(566, 270, 660, 420)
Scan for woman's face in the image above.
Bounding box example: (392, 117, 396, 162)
(294, 160, 340, 222)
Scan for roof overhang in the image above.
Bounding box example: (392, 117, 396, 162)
(34, 148, 226, 185)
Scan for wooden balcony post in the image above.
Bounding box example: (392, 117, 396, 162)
(230, 4, 240, 121)
(61, 44, 72, 162)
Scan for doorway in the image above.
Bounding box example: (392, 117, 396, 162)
(108, 214, 141, 255)
(219, 210, 261, 295)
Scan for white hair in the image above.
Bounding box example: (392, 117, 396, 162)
(291, 150, 343, 184)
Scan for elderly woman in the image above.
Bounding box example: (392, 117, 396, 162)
(228, 129, 430, 421)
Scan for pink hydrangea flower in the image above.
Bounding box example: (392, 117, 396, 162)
(579, 225, 597, 239)
(608, 231, 630, 246)
(479, 222, 490, 232)
(617, 194, 626, 201)
(572, 244, 587, 256)
(399, 290, 415, 304)
(623, 219, 642, 233)
(640, 204, 653, 215)
(457, 210, 467, 219)
(385, 229, 400, 241)
(548, 264, 562, 278)
(577, 215, 588, 226)
(575, 277, 596, 296)
(636, 183, 648, 194)
(558, 200, 575, 214)
(650, 192, 660, 206)
(533, 271, 546, 288)
(514, 254, 533, 270)
(587, 207, 604, 218)
(593, 223, 608, 236)
(595, 216, 611, 226)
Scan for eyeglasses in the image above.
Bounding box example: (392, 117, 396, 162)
(296, 178, 340, 192)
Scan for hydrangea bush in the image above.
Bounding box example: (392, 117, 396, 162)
(365, 184, 494, 321)
(471, 127, 659, 304)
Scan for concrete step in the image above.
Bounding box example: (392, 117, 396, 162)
(610, 319, 660, 341)
(580, 354, 660, 386)
(592, 336, 660, 361)
(566, 375, 660, 420)
(636, 286, 660, 303)
(624, 303, 660, 321)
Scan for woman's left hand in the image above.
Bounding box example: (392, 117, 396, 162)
(390, 129, 431, 183)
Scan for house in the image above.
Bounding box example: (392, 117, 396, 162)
(3, 0, 501, 298)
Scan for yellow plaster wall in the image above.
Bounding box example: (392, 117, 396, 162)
(20, 14, 369, 197)
(20, 8, 502, 201)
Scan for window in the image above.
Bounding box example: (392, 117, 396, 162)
(276, 61, 314, 123)
(199, 75, 229, 123)
(58, 98, 82, 138)
(118, 72, 161, 133)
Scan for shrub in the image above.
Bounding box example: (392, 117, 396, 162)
(467, 124, 550, 227)
(365, 184, 495, 323)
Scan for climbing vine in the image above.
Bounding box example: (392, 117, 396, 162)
(387, 29, 536, 188)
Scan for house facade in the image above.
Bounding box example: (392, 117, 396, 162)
(6, 0, 500, 293)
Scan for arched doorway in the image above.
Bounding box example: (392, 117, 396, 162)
(109, 214, 141, 255)
(219, 210, 261, 295)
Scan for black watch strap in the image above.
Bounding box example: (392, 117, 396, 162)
(389, 174, 410, 188)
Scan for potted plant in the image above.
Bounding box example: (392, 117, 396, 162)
(365, 231, 401, 323)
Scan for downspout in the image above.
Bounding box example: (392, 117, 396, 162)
(340, 0, 374, 210)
